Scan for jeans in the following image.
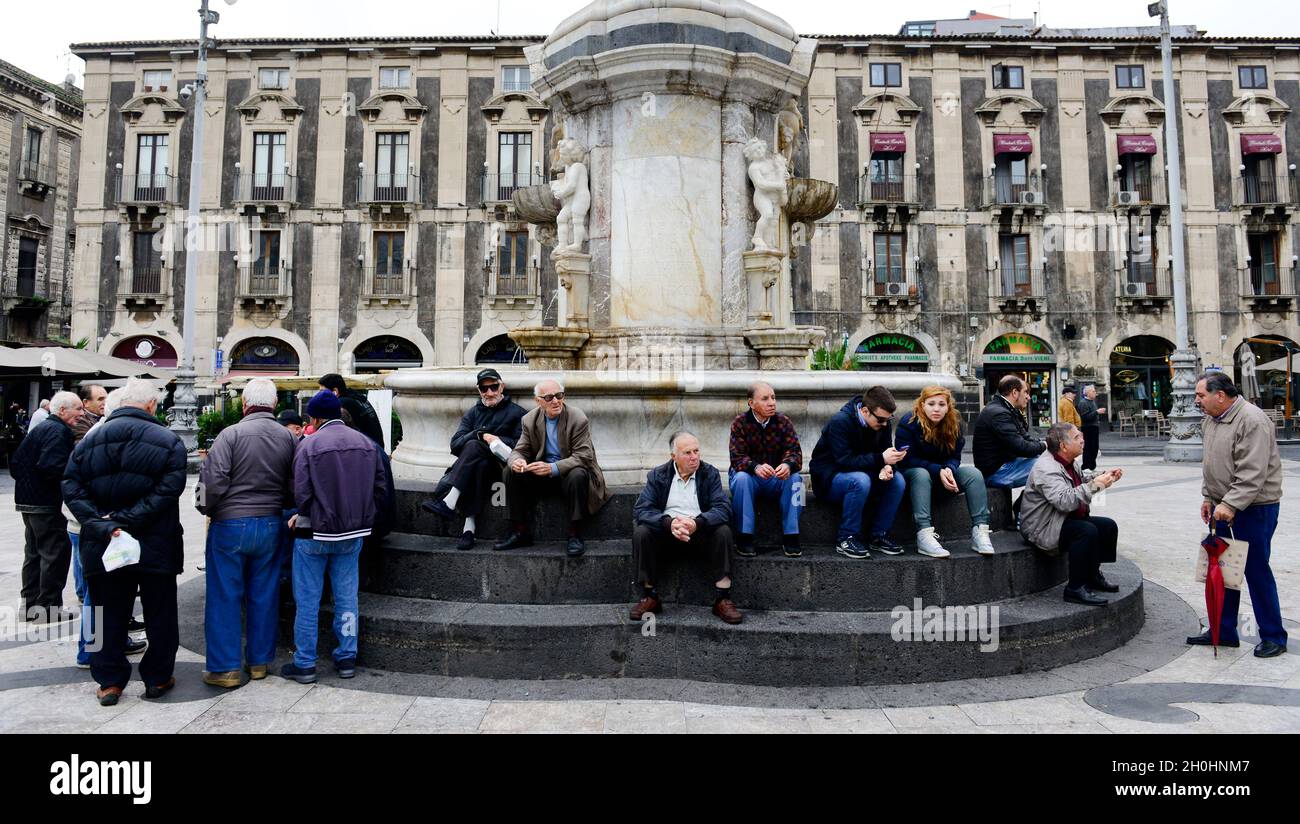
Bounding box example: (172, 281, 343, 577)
(205, 515, 282, 673)
(71, 533, 94, 665)
(1216, 503, 1286, 647)
(823, 471, 906, 540)
(292, 537, 363, 669)
(902, 466, 989, 531)
(728, 470, 803, 536)
(985, 456, 1037, 489)
(277, 508, 297, 586)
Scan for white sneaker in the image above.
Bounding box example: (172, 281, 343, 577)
(971, 524, 995, 556)
(916, 528, 950, 558)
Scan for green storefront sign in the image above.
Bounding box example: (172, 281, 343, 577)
(985, 333, 1050, 355)
(856, 334, 929, 364)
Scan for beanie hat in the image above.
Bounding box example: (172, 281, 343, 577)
(306, 389, 342, 420)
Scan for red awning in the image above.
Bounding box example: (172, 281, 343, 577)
(993, 133, 1033, 155)
(1117, 134, 1158, 155)
(870, 132, 907, 153)
(1241, 133, 1283, 154)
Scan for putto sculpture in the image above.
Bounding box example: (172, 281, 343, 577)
(745, 137, 789, 253)
(551, 137, 591, 253)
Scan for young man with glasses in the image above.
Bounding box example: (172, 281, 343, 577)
(809, 386, 908, 559)
(421, 369, 527, 550)
(497, 378, 610, 557)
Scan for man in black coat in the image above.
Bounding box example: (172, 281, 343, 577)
(1075, 385, 1106, 472)
(10, 391, 83, 622)
(319, 373, 385, 449)
(421, 369, 527, 550)
(973, 374, 1047, 489)
(630, 431, 742, 625)
(63, 378, 188, 706)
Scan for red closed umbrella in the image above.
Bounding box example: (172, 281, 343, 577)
(1201, 526, 1231, 654)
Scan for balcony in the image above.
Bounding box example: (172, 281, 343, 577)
(983, 175, 1046, 215)
(17, 160, 55, 197)
(238, 262, 291, 307)
(1239, 265, 1297, 307)
(501, 79, 533, 93)
(1116, 263, 1172, 307)
(120, 264, 166, 308)
(357, 173, 420, 217)
(115, 173, 179, 209)
(863, 267, 921, 309)
(362, 266, 413, 305)
(1112, 177, 1168, 210)
(481, 172, 545, 206)
(989, 267, 1045, 313)
(856, 175, 919, 217)
(1, 271, 48, 316)
(486, 265, 540, 306)
(1233, 175, 1298, 210)
(235, 173, 297, 212)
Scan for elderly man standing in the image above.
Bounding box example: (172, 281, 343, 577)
(631, 431, 741, 624)
(1058, 386, 1082, 428)
(197, 378, 297, 688)
(71, 384, 107, 440)
(63, 378, 187, 705)
(497, 379, 609, 557)
(422, 368, 527, 550)
(1020, 423, 1123, 606)
(728, 381, 804, 558)
(1075, 385, 1106, 472)
(281, 390, 388, 684)
(11, 390, 82, 622)
(1191, 373, 1287, 658)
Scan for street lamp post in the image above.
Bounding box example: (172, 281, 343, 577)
(1152, 0, 1203, 462)
(169, 0, 219, 452)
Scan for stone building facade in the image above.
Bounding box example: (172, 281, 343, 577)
(68, 29, 1300, 425)
(1, 58, 81, 344)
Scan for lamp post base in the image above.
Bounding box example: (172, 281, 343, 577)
(1163, 348, 1204, 463)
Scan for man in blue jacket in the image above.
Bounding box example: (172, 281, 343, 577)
(281, 390, 389, 684)
(809, 386, 908, 560)
(630, 431, 742, 625)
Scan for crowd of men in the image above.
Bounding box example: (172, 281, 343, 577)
(8, 365, 1288, 706)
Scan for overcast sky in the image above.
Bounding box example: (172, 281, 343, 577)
(5, 0, 1300, 88)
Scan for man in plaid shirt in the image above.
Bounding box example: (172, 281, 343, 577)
(728, 382, 805, 557)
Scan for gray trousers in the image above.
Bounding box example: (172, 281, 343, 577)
(21, 511, 72, 610)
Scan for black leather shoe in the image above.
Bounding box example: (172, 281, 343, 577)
(1089, 573, 1120, 593)
(735, 539, 757, 558)
(126, 618, 146, 633)
(456, 531, 475, 551)
(421, 499, 456, 520)
(566, 536, 585, 557)
(125, 638, 148, 656)
(1185, 630, 1240, 647)
(1064, 585, 1107, 606)
(493, 532, 534, 551)
(1254, 640, 1287, 658)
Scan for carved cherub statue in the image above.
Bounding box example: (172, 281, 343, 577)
(550, 138, 590, 253)
(776, 97, 804, 173)
(745, 137, 789, 253)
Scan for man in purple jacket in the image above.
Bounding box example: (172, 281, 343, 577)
(281, 390, 388, 684)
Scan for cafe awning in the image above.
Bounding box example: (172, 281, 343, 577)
(870, 132, 907, 153)
(0, 346, 174, 381)
(993, 133, 1033, 154)
(1117, 134, 1158, 155)
(1241, 133, 1283, 154)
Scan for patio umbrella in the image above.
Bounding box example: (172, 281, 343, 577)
(1239, 347, 1261, 400)
(0, 346, 173, 381)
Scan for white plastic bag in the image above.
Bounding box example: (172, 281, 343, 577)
(102, 530, 142, 572)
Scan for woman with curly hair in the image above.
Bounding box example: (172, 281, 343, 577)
(895, 386, 995, 557)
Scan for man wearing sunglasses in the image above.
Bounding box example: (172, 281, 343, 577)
(809, 386, 908, 559)
(497, 379, 610, 556)
(421, 369, 527, 551)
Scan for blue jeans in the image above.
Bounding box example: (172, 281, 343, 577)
(902, 466, 990, 531)
(205, 516, 282, 672)
(1215, 503, 1286, 647)
(292, 537, 363, 669)
(71, 532, 93, 666)
(823, 471, 906, 541)
(728, 470, 803, 536)
(278, 508, 297, 586)
(985, 456, 1037, 489)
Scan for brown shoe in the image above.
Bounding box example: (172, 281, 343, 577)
(246, 664, 269, 681)
(712, 598, 743, 625)
(96, 686, 123, 706)
(144, 677, 176, 699)
(630, 595, 661, 620)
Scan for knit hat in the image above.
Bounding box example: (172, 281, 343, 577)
(306, 389, 342, 420)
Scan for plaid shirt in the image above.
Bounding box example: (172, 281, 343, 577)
(729, 410, 802, 474)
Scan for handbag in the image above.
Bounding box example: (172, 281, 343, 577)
(1196, 521, 1249, 591)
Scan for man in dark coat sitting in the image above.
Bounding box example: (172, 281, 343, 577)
(630, 431, 741, 625)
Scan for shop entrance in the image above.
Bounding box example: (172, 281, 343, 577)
(983, 333, 1055, 429)
(1109, 335, 1174, 419)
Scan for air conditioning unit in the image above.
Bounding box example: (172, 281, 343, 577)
(885, 282, 907, 297)
(1124, 282, 1145, 297)
(1117, 191, 1141, 206)
(1020, 191, 1044, 206)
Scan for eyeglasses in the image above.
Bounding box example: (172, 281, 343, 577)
(478, 383, 501, 394)
(866, 409, 892, 424)
(539, 392, 565, 402)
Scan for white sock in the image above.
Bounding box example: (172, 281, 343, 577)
(463, 516, 476, 534)
(443, 488, 461, 509)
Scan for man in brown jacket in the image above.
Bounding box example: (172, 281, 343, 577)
(1191, 372, 1286, 658)
(496, 378, 610, 556)
(1058, 387, 1082, 428)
